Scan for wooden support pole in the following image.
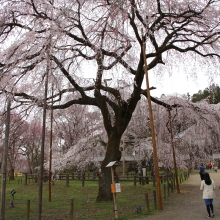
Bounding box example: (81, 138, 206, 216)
(141, 29, 163, 210)
(122, 140, 125, 177)
(111, 167, 118, 219)
(168, 109, 180, 194)
(48, 85, 53, 202)
(38, 66, 49, 220)
(0, 100, 11, 220)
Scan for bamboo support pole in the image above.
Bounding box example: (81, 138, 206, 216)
(0, 100, 11, 220)
(168, 109, 180, 193)
(141, 28, 163, 210)
(111, 167, 118, 219)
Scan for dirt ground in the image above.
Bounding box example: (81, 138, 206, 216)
(134, 169, 220, 220)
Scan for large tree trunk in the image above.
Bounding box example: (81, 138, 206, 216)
(96, 133, 122, 201)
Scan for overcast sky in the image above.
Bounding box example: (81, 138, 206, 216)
(148, 72, 220, 98)
(84, 61, 219, 99)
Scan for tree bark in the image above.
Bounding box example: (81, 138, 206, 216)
(96, 133, 122, 201)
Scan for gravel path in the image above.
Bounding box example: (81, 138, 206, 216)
(134, 169, 220, 220)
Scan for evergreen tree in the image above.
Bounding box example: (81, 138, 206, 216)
(191, 84, 220, 104)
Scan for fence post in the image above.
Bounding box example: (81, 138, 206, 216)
(145, 192, 150, 214)
(70, 199, 74, 220)
(153, 190, 157, 209)
(82, 173, 85, 187)
(26, 200, 30, 220)
(146, 176, 149, 184)
(35, 175, 38, 183)
(142, 176, 145, 185)
(167, 182, 170, 196)
(66, 174, 69, 187)
(134, 175, 136, 186)
(139, 176, 141, 185)
(163, 184, 166, 200)
(24, 174, 27, 185)
(171, 180, 174, 193)
(152, 176, 155, 187)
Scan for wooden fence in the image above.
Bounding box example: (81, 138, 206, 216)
(22, 170, 190, 188)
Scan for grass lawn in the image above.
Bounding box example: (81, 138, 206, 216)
(3, 177, 160, 220)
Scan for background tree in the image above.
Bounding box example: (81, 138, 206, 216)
(0, 0, 219, 201)
(52, 96, 220, 179)
(53, 104, 103, 154)
(0, 111, 38, 178)
(191, 84, 220, 104)
(19, 119, 48, 174)
(153, 96, 220, 169)
(7, 113, 27, 180)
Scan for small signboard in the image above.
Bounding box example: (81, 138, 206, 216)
(106, 161, 117, 167)
(106, 161, 122, 168)
(111, 183, 121, 193)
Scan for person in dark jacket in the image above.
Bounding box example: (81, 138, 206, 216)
(198, 163, 206, 180)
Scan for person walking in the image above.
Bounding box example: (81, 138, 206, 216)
(200, 172, 215, 218)
(207, 162, 212, 170)
(198, 163, 206, 180)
